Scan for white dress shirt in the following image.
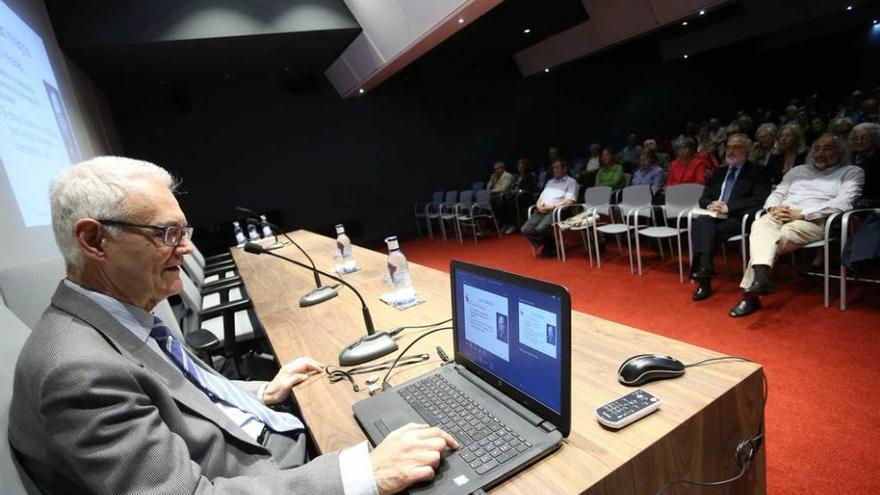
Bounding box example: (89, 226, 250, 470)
(537, 175, 579, 208)
(765, 163, 865, 220)
(64, 279, 379, 495)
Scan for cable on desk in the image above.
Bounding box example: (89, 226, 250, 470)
(684, 355, 753, 368)
(381, 326, 453, 390)
(387, 318, 453, 338)
(327, 354, 429, 392)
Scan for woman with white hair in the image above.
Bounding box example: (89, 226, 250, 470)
(766, 123, 808, 184)
(750, 123, 778, 167)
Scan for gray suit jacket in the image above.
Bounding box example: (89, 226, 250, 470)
(8, 282, 345, 494)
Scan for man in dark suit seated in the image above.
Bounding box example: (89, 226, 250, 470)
(690, 134, 772, 301)
(9, 157, 457, 495)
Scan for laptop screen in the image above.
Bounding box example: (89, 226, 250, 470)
(452, 262, 566, 416)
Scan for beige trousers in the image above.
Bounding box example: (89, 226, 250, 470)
(739, 214, 826, 288)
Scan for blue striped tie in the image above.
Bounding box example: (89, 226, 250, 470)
(149, 317, 304, 433)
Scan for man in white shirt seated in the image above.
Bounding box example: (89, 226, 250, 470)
(487, 161, 513, 194)
(521, 160, 579, 258)
(9, 156, 457, 494)
(729, 134, 865, 317)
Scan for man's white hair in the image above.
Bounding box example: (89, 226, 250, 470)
(50, 156, 178, 270)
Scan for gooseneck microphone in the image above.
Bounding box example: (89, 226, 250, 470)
(243, 242, 398, 366)
(243, 217, 339, 308)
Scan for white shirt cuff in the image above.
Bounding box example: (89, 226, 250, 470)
(339, 441, 379, 495)
(256, 383, 268, 404)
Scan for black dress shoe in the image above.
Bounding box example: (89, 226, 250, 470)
(729, 297, 762, 317)
(744, 279, 775, 295)
(690, 267, 715, 280)
(692, 285, 713, 301)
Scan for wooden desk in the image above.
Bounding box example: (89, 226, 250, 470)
(232, 231, 766, 494)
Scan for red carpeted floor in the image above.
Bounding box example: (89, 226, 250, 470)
(402, 232, 880, 494)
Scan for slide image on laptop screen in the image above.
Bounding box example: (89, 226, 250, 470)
(463, 284, 510, 361)
(518, 302, 557, 358)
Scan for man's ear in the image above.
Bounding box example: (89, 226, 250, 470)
(74, 219, 107, 261)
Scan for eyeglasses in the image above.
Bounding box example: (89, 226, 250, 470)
(98, 219, 193, 247)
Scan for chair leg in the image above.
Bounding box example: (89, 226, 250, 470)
(635, 231, 643, 275)
(741, 236, 748, 274)
(492, 213, 502, 238)
(823, 242, 830, 308)
(426, 217, 433, 239)
(626, 228, 635, 275)
(593, 226, 603, 268)
(676, 232, 685, 283)
(558, 227, 566, 262)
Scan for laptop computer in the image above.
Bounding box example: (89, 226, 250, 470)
(353, 260, 571, 494)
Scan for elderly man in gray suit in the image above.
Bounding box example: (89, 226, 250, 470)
(8, 156, 457, 494)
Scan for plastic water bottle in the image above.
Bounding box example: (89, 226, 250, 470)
(334, 224, 358, 273)
(260, 214, 273, 239)
(233, 221, 246, 246)
(385, 236, 414, 303)
(247, 223, 260, 241)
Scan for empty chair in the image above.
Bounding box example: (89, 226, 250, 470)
(632, 184, 704, 280)
(839, 208, 880, 310)
(177, 270, 263, 376)
(415, 191, 444, 237)
(457, 189, 502, 244)
(182, 253, 239, 288)
(452, 190, 475, 243)
(553, 186, 613, 264)
(471, 181, 485, 191)
(590, 185, 653, 271)
(191, 241, 234, 270)
(421, 191, 446, 238)
(435, 190, 460, 241)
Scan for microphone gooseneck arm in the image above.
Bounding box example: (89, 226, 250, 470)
(244, 243, 376, 335)
(245, 217, 323, 288)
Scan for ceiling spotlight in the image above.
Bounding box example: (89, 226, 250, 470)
(358, 88, 364, 94)
(524, 28, 531, 34)
(683, 54, 689, 59)
(458, 17, 464, 24)
(874, 19, 879, 24)
(699, 9, 706, 15)
(682, 21, 688, 26)
(544, 68, 550, 73)
(846, 5, 853, 11)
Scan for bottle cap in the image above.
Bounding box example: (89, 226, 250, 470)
(385, 236, 399, 251)
(335, 224, 345, 235)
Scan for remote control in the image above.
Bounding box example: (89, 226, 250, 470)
(595, 389, 662, 429)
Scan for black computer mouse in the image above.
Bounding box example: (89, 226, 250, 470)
(617, 354, 686, 386)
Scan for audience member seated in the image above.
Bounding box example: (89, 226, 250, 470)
(488, 160, 514, 213)
(667, 138, 709, 186)
(807, 116, 826, 145)
(595, 147, 625, 189)
(501, 158, 539, 234)
(729, 134, 865, 317)
(767, 123, 808, 184)
(643, 138, 670, 167)
(851, 122, 880, 206)
(578, 143, 602, 187)
(708, 118, 727, 154)
(750, 123, 778, 167)
(8, 157, 456, 494)
(620, 133, 642, 172)
(696, 123, 720, 176)
(690, 134, 772, 301)
(831, 116, 855, 139)
(632, 148, 665, 191)
(521, 160, 578, 258)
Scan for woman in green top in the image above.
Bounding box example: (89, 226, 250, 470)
(595, 147, 625, 189)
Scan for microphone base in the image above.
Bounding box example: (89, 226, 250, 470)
(299, 286, 339, 307)
(339, 332, 398, 366)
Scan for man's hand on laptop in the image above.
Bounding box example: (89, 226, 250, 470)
(370, 423, 460, 494)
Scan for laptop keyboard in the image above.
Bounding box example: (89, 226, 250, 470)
(399, 374, 533, 475)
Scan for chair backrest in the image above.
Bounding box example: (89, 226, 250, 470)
(473, 189, 492, 207)
(471, 181, 485, 191)
(190, 242, 207, 268)
(444, 190, 459, 204)
(177, 271, 203, 334)
(1, 303, 43, 494)
(182, 254, 205, 286)
(664, 184, 705, 218)
(431, 191, 444, 203)
(622, 173, 633, 187)
(583, 186, 613, 207)
(0, 257, 66, 329)
(620, 185, 653, 215)
(458, 190, 475, 206)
